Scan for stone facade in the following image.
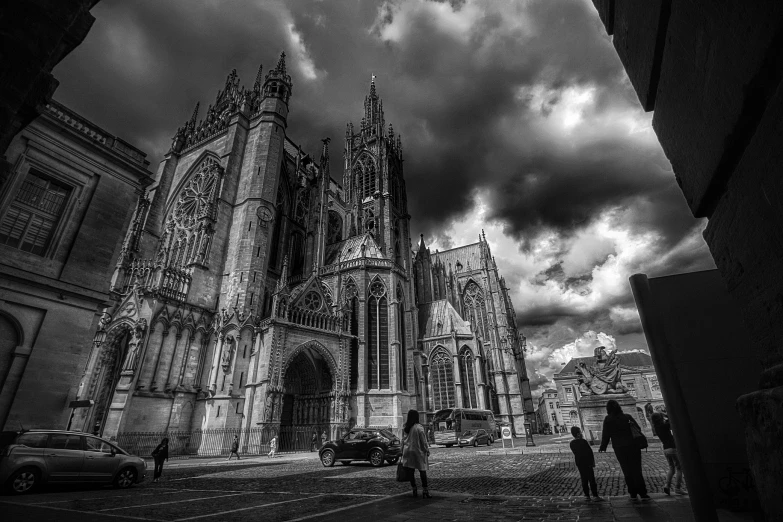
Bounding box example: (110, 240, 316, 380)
(535, 389, 562, 434)
(589, 3, 783, 518)
(0, 100, 153, 430)
(414, 235, 535, 434)
(71, 58, 533, 440)
(554, 352, 663, 437)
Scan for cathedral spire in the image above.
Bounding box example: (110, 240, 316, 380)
(188, 102, 200, 129)
(363, 74, 384, 129)
(262, 51, 293, 104)
(253, 63, 263, 91)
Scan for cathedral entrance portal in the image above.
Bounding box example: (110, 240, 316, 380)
(279, 345, 334, 450)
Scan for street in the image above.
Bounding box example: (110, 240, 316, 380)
(0, 442, 732, 522)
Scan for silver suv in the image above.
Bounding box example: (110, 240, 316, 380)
(0, 430, 146, 494)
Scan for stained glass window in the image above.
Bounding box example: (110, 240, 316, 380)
(460, 347, 478, 409)
(430, 350, 455, 411)
(367, 279, 388, 389)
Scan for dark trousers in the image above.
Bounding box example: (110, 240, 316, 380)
(577, 465, 598, 497)
(407, 468, 428, 488)
(153, 458, 165, 479)
(614, 447, 647, 497)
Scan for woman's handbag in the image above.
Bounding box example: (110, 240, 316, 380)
(396, 440, 409, 482)
(628, 416, 648, 449)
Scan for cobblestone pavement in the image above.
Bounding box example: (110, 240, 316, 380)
(2, 446, 741, 521)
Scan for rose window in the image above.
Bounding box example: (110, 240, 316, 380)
(303, 291, 322, 311)
(370, 280, 386, 298)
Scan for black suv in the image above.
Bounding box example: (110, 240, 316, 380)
(319, 428, 401, 467)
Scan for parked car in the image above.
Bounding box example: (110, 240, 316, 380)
(458, 429, 492, 447)
(0, 429, 146, 494)
(319, 428, 401, 467)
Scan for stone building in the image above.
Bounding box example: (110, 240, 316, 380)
(554, 351, 663, 436)
(535, 389, 563, 433)
(0, 100, 153, 430)
(414, 235, 534, 433)
(72, 56, 533, 441)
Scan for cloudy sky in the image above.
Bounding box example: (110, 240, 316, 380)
(55, 0, 716, 397)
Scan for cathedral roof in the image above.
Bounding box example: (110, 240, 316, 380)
(556, 352, 654, 376)
(324, 233, 385, 264)
(431, 242, 483, 272)
(418, 299, 473, 338)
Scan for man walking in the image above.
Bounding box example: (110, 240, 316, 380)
(227, 435, 240, 460)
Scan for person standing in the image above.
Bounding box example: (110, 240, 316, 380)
(268, 436, 277, 458)
(151, 437, 169, 483)
(402, 409, 431, 499)
(311, 432, 318, 452)
(651, 411, 684, 495)
(598, 399, 650, 501)
(321, 430, 327, 448)
(227, 435, 240, 460)
(570, 427, 604, 502)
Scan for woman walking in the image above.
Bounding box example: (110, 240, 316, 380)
(598, 399, 650, 501)
(151, 437, 169, 483)
(268, 435, 277, 458)
(652, 411, 685, 495)
(402, 409, 431, 499)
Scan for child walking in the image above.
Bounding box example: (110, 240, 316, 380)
(570, 426, 604, 502)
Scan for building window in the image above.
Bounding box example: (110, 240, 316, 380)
(551, 413, 557, 421)
(549, 402, 553, 409)
(0, 170, 70, 256)
(430, 349, 455, 410)
(397, 284, 407, 390)
(459, 347, 478, 409)
(565, 387, 575, 403)
(463, 282, 489, 340)
(556, 401, 560, 408)
(367, 279, 389, 389)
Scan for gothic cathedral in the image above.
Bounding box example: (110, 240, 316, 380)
(74, 55, 534, 442)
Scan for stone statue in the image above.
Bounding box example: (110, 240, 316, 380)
(265, 393, 274, 422)
(122, 319, 147, 372)
(575, 346, 627, 395)
(221, 336, 235, 373)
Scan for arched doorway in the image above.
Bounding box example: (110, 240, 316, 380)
(280, 345, 334, 450)
(85, 325, 130, 435)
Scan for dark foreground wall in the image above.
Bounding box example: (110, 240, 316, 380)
(631, 270, 762, 520)
(591, 2, 783, 519)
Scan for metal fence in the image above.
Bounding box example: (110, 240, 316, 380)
(116, 424, 333, 460)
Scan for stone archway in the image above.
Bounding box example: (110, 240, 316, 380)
(85, 323, 132, 435)
(281, 346, 334, 427)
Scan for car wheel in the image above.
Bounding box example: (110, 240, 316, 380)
(473, 440, 477, 447)
(114, 467, 137, 489)
(387, 457, 399, 465)
(369, 449, 384, 467)
(486, 437, 491, 446)
(7, 467, 40, 495)
(321, 450, 335, 467)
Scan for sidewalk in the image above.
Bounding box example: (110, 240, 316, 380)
(477, 438, 664, 455)
(143, 451, 320, 469)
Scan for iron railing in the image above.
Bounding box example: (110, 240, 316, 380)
(115, 424, 335, 460)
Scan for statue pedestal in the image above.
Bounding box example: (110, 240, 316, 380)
(577, 393, 635, 445)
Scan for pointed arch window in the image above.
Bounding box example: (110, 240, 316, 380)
(430, 349, 455, 411)
(269, 187, 286, 270)
(344, 280, 359, 391)
(367, 279, 389, 389)
(354, 155, 376, 200)
(460, 347, 478, 409)
(159, 157, 222, 267)
(396, 284, 407, 391)
(327, 210, 343, 245)
(290, 232, 305, 276)
(463, 281, 490, 341)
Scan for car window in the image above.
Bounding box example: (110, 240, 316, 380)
(379, 429, 395, 439)
(49, 434, 82, 450)
(346, 432, 360, 441)
(15, 433, 49, 448)
(478, 430, 485, 436)
(462, 430, 474, 437)
(84, 437, 113, 453)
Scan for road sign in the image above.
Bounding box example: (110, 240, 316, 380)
(501, 426, 512, 440)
